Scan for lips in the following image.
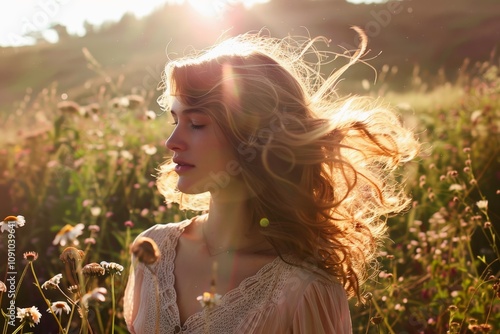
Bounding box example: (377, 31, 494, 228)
(173, 158, 195, 173)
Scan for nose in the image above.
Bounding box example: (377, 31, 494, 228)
(165, 126, 185, 151)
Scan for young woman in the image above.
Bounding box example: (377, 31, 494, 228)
(124, 31, 419, 333)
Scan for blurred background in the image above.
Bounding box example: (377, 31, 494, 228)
(1, 0, 499, 112)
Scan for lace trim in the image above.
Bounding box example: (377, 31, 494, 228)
(144, 219, 295, 333)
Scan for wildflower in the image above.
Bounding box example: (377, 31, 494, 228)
(120, 150, 133, 160)
(141, 144, 157, 155)
(448, 305, 458, 313)
(47, 301, 71, 316)
(449, 184, 463, 192)
(479, 323, 493, 333)
(41, 273, 63, 290)
(57, 100, 81, 114)
(81, 287, 107, 307)
(68, 285, 79, 294)
(450, 322, 460, 331)
(88, 225, 100, 233)
(476, 200, 488, 210)
(60, 247, 85, 263)
(82, 263, 105, 277)
(126, 94, 144, 109)
(0, 280, 6, 292)
(196, 291, 222, 309)
(84, 237, 96, 245)
(145, 110, 157, 120)
(100, 261, 124, 275)
(23, 251, 38, 262)
(86, 102, 100, 114)
(0, 215, 25, 232)
(90, 207, 102, 217)
(124, 220, 134, 228)
(130, 236, 161, 265)
(53, 224, 85, 246)
(17, 306, 42, 327)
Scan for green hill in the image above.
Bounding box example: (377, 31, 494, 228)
(0, 0, 499, 111)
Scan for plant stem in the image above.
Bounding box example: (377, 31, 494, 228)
(14, 263, 29, 299)
(29, 262, 66, 333)
(371, 298, 396, 334)
(10, 321, 25, 334)
(111, 274, 116, 334)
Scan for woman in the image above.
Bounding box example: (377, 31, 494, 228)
(124, 31, 419, 333)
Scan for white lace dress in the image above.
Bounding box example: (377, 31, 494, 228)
(124, 219, 352, 333)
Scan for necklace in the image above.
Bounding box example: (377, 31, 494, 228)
(201, 222, 270, 257)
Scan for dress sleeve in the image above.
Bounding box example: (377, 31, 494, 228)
(292, 279, 352, 334)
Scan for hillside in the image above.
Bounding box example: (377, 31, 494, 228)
(0, 0, 499, 111)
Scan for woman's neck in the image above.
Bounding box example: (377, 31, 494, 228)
(199, 198, 268, 255)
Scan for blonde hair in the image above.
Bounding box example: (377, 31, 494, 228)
(157, 30, 419, 301)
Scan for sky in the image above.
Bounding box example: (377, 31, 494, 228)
(0, 0, 385, 47)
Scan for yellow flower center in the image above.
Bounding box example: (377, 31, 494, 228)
(56, 224, 75, 236)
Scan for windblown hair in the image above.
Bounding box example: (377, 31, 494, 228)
(157, 30, 419, 301)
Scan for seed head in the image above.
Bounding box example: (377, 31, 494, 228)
(60, 247, 85, 263)
(130, 236, 160, 265)
(82, 263, 105, 277)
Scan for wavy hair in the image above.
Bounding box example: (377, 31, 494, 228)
(156, 30, 419, 301)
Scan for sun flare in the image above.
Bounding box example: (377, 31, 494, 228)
(186, 0, 269, 17)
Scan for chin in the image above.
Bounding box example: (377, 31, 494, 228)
(176, 179, 209, 195)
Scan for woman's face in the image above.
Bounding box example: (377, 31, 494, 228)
(166, 97, 246, 199)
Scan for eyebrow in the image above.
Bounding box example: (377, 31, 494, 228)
(170, 108, 208, 117)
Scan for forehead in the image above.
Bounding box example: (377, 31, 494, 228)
(169, 97, 209, 118)
(169, 97, 184, 113)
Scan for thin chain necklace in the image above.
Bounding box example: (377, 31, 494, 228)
(201, 222, 269, 257)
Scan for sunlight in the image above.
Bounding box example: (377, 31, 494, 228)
(186, 0, 269, 18)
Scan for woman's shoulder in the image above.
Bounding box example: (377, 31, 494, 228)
(136, 219, 193, 243)
(282, 259, 347, 301)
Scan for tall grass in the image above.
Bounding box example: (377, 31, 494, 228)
(0, 56, 498, 333)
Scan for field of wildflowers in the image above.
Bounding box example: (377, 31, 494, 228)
(0, 55, 498, 333)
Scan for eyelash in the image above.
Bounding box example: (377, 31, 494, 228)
(170, 121, 205, 130)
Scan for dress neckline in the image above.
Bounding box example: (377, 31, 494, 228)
(170, 218, 282, 330)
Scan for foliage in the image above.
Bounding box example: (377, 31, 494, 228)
(0, 54, 499, 333)
(352, 59, 500, 334)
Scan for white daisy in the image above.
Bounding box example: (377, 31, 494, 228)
(81, 287, 107, 307)
(47, 301, 71, 316)
(17, 306, 42, 327)
(0, 215, 25, 233)
(52, 224, 85, 246)
(41, 273, 63, 290)
(141, 144, 158, 155)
